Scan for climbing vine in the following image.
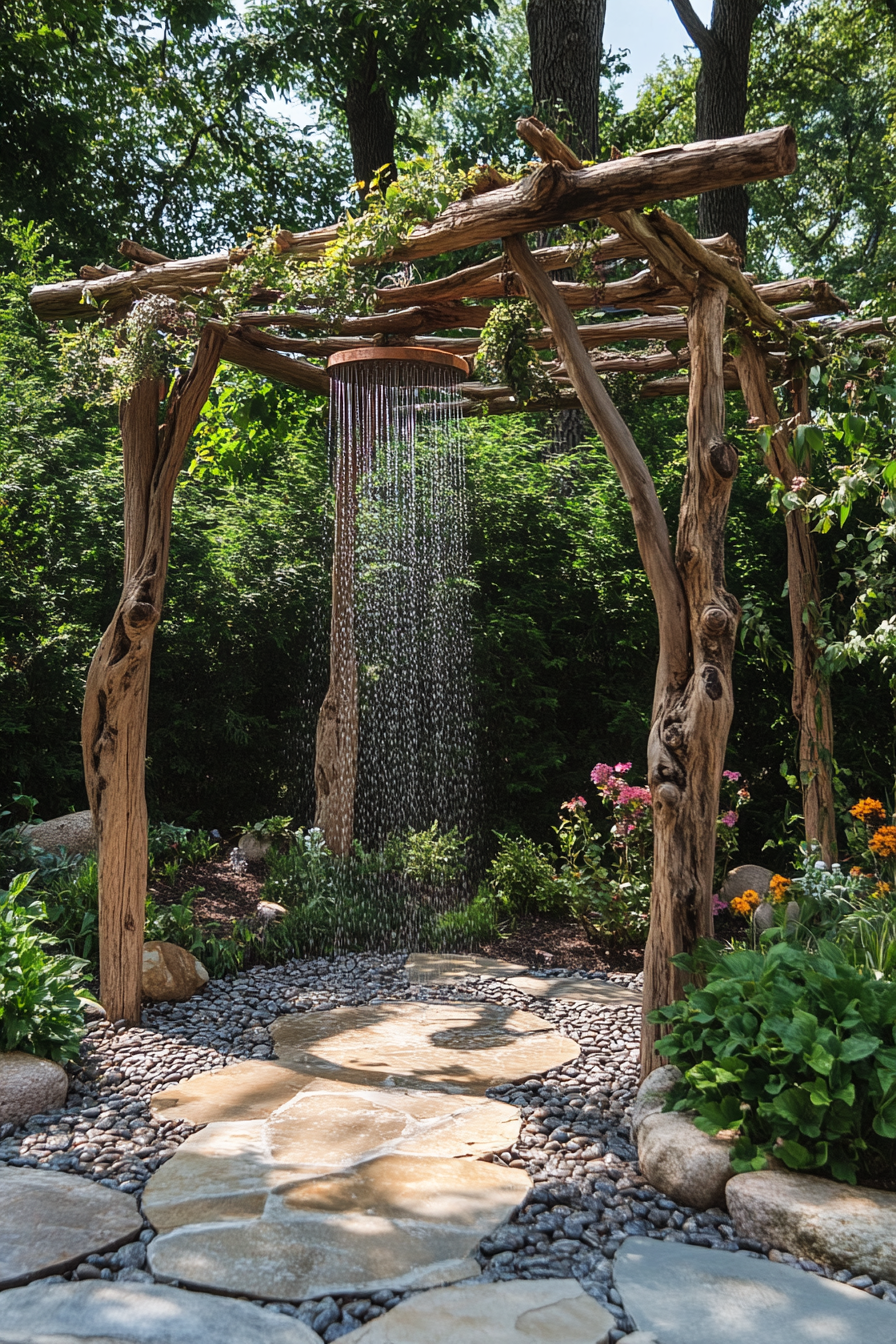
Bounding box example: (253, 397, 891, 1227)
(476, 298, 553, 404)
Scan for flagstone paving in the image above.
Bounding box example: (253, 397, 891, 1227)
(0, 1279, 320, 1343)
(267, 1002, 580, 1093)
(0, 1168, 142, 1289)
(349, 1278, 615, 1342)
(613, 1237, 896, 1344)
(404, 954, 529, 984)
(142, 1004, 571, 1300)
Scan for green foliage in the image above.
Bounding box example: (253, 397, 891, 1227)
(0, 870, 92, 1062)
(399, 822, 469, 886)
(476, 300, 553, 405)
(486, 832, 563, 917)
(652, 939, 896, 1185)
(239, 815, 294, 843)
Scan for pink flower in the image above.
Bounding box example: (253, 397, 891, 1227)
(711, 894, 728, 915)
(722, 770, 741, 782)
(562, 796, 587, 812)
(615, 762, 632, 774)
(790, 476, 808, 490)
(720, 810, 738, 828)
(590, 763, 613, 786)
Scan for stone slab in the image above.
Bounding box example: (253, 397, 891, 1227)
(144, 1081, 522, 1234)
(150, 1058, 313, 1124)
(727, 1169, 896, 1283)
(0, 1168, 143, 1289)
(614, 1236, 896, 1344)
(269, 1002, 579, 1094)
(0, 1280, 319, 1343)
(145, 1071, 530, 1301)
(509, 975, 642, 1006)
(349, 1278, 615, 1343)
(149, 1219, 486, 1301)
(404, 954, 528, 984)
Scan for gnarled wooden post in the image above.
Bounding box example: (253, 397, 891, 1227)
(733, 337, 837, 860)
(314, 406, 361, 857)
(82, 327, 223, 1025)
(507, 235, 739, 1077)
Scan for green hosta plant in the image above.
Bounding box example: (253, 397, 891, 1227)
(0, 872, 93, 1063)
(651, 940, 896, 1185)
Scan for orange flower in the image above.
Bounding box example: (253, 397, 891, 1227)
(851, 798, 888, 826)
(730, 889, 761, 917)
(874, 881, 892, 899)
(850, 866, 863, 877)
(769, 874, 792, 904)
(870, 826, 896, 860)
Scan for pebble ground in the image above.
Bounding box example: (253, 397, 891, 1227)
(1, 953, 893, 1341)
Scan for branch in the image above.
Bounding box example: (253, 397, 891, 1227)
(669, 0, 714, 52)
(505, 232, 690, 697)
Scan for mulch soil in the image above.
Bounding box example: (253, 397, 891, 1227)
(149, 858, 266, 926)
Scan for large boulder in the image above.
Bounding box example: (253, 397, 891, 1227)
(630, 1064, 682, 1139)
(637, 1111, 734, 1210)
(142, 942, 209, 1003)
(21, 810, 95, 854)
(720, 864, 773, 903)
(0, 1051, 68, 1126)
(239, 832, 272, 862)
(727, 1169, 896, 1282)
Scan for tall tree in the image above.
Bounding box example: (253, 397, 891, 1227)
(669, 0, 766, 253)
(526, 0, 605, 160)
(249, 0, 497, 190)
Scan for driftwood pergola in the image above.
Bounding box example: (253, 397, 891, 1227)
(31, 120, 863, 1074)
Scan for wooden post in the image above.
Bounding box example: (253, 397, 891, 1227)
(314, 414, 362, 857)
(506, 236, 738, 1077)
(82, 328, 223, 1025)
(733, 337, 837, 859)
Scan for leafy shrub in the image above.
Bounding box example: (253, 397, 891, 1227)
(651, 939, 896, 1185)
(401, 822, 469, 887)
(1, 871, 92, 1062)
(148, 822, 219, 873)
(487, 832, 565, 917)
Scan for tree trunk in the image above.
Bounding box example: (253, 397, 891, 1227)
(642, 278, 739, 1074)
(81, 328, 223, 1025)
(526, 0, 605, 161)
(733, 336, 837, 859)
(345, 45, 397, 191)
(505, 235, 738, 1079)
(670, 0, 766, 254)
(314, 411, 361, 857)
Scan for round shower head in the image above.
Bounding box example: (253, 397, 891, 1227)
(327, 346, 469, 381)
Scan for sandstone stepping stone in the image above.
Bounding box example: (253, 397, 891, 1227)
(0, 1168, 143, 1289)
(145, 1075, 530, 1301)
(727, 1169, 896, 1283)
(404, 953, 528, 984)
(151, 1058, 312, 1124)
(144, 1079, 523, 1232)
(0, 1050, 69, 1127)
(614, 1237, 896, 1344)
(349, 1278, 615, 1342)
(508, 975, 642, 1006)
(0, 1279, 319, 1343)
(269, 1002, 579, 1094)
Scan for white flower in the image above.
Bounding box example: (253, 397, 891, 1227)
(815, 861, 827, 870)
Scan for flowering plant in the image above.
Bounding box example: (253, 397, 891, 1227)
(713, 769, 751, 895)
(553, 762, 653, 945)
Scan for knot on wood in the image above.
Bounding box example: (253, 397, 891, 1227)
(125, 600, 158, 631)
(701, 605, 731, 636)
(656, 782, 681, 809)
(709, 439, 739, 480)
(702, 664, 724, 702)
(663, 722, 685, 749)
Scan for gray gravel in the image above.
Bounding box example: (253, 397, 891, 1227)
(1, 952, 893, 1342)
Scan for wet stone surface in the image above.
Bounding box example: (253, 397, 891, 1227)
(0, 952, 894, 1343)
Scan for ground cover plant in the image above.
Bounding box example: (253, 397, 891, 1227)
(651, 938, 896, 1188)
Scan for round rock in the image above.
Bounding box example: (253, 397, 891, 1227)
(636, 1111, 733, 1211)
(0, 1279, 320, 1343)
(142, 942, 209, 1003)
(0, 1050, 69, 1127)
(0, 1167, 143, 1288)
(21, 811, 95, 854)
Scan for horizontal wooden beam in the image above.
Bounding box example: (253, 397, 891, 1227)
(30, 127, 795, 322)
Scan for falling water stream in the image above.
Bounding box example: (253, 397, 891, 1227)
(323, 352, 478, 939)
